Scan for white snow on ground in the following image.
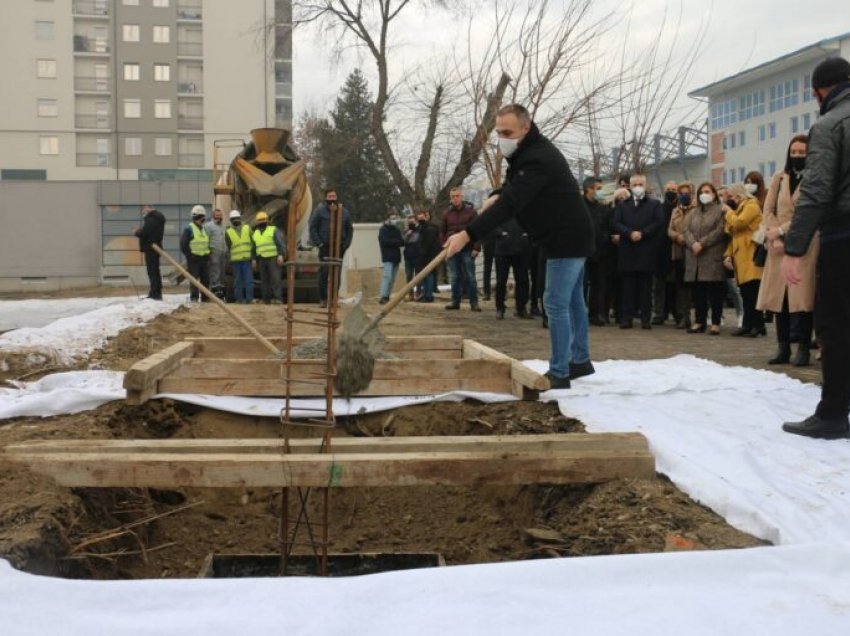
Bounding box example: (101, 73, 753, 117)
(0, 295, 182, 331)
(0, 296, 183, 367)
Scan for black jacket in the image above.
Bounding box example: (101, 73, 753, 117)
(308, 203, 354, 252)
(403, 222, 420, 263)
(612, 196, 665, 273)
(656, 198, 677, 275)
(494, 218, 530, 257)
(786, 83, 850, 255)
(135, 209, 165, 252)
(584, 197, 616, 263)
(378, 223, 404, 264)
(416, 220, 440, 269)
(465, 123, 593, 258)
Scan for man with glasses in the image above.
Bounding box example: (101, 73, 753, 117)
(309, 188, 354, 308)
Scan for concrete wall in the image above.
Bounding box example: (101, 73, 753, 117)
(644, 155, 709, 193)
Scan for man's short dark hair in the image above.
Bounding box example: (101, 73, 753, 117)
(812, 57, 850, 90)
(497, 104, 531, 124)
(324, 188, 336, 197)
(582, 176, 602, 191)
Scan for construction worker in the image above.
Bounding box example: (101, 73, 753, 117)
(180, 205, 211, 302)
(225, 210, 253, 304)
(252, 211, 284, 304)
(205, 208, 227, 299)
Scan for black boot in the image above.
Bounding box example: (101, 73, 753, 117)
(768, 342, 791, 365)
(791, 342, 810, 367)
(782, 414, 849, 439)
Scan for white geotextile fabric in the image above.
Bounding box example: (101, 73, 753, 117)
(1, 542, 849, 635)
(525, 355, 850, 546)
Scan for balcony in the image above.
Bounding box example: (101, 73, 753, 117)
(74, 76, 110, 92)
(178, 115, 203, 130)
(77, 153, 111, 167)
(178, 153, 204, 167)
(177, 4, 203, 21)
(177, 81, 203, 95)
(72, 0, 109, 18)
(177, 41, 203, 57)
(75, 114, 111, 129)
(73, 35, 110, 54)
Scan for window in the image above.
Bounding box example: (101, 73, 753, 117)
(155, 137, 173, 156)
(710, 98, 737, 130)
(738, 167, 745, 182)
(758, 125, 766, 142)
(37, 98, 58, 117)
(803, 113, 812, 130)
(769, 79, 799, 112)
(721, 136, 727, 151)
(728, 134, 736, 149)
(154, 99, 172, 118)
(123, 24, 140, 42)
(803, 74, 813, 103)
(34, 21, 54, 40)
(768, 161, 777, 175)
(768, 122, 777, 139)
(153, 0, 169, 6)
(758, 162, 766, 176)
(124, 98, 141, 118)
(154, 63, 170, 81)
(152, 26, 170, 43)
(0, 169, 47, 181)
(39, 136, 59, 155)
(37, 58, 57, 78)
(123, 63, 140, 81)
(738, 131, 746, 147)
(125, 137, 142, 156)
(790, 116, 799, 134)
(122, 0, 139, 5)
(739, 90, 766, 121)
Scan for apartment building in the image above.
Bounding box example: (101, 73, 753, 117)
(0, 0, 293, 181)
(690, 32, 850, 187)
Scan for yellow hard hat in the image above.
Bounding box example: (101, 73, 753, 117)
(255, 211, 269, 223)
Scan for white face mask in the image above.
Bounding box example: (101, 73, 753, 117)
(631, 186, 646, 199)
(699, 192, 714, 205)
(498, 136, 521, 158)
(744, 183, 758, 195)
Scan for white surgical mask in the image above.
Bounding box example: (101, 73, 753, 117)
(699, 192, 714, 205)
(744, 183, 758, 195)
(631, 186, 645, 199)
(498, 136, 520, 158)
(595, 190, 606, 202)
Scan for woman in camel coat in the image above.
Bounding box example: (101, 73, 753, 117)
(724, 183, 764, 337)
(684, 182, 727, 334)
(756, 134, 816, 366)
(668, 182, 696, 328)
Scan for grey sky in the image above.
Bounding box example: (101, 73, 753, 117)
(292, 0, 850, 122)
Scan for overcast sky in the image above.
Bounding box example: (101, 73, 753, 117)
(292, 0, 850, 118)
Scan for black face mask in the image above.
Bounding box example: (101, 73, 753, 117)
(232, 220, 241, 226)
(678, 194, 691, 207)
(725, 198, 737, 209)
(790, 156, 806, 172)
(665, 191, 678, 203)
(408, 222, 416, 229)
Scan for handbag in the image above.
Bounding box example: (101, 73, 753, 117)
(753, 242, 767, 267)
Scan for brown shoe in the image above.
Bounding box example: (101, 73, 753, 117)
(709, 325, 720, 335)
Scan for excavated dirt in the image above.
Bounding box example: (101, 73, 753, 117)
(0, 294, 769, 580)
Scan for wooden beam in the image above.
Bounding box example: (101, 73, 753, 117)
(5, 442, 655, 489)
(187, 335, 463, 359)
(462, 339, 549, 391)
(123, 341, 195, 392)
(6, 433, 649, 456)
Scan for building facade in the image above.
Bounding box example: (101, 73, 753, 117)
(690, 33, 850, 187)
(0, 0, 293, 182)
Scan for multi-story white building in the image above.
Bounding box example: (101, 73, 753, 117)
(690, 32, 850, 187)
(0, 0, 292, 181)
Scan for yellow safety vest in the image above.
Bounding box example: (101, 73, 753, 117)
(226, 225, 252, 262)
(189, 223, 210, 257)
(253, 226, 278, 259)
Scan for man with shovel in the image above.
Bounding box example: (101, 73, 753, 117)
(443, 104, 594, 389)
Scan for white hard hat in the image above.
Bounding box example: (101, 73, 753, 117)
(229, 209, 241, 220)
(191, 204, 206, 218)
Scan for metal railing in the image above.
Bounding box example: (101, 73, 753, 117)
(177, 5, 203, 20)
(76, 153, 110, 167)
(177, 81, 202, 94)
(73, 35, 109, 53)
(75, 114, 111, 129)
(178, 115, 203, 130)
(72, 0, 109, 17)
(177, 41, 202, 56)
(178, 153, 204, 167)
(74, 76, 110, 92)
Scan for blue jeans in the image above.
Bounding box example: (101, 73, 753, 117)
(418, 268, 436, 300)
(232, 260, 253, 303)
(380, 261, 399, 299)
(543, 258, 590, 379)
(448, 250, 478, 306)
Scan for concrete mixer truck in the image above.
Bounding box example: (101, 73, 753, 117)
(212, 127, 319, 302)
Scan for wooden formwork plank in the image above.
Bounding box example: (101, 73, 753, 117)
(187, 335, 463, 359)
(6, 433, 650, 456)
(157, 376, 514, 396)
(462, 339, 549, 391)
(5, 449, 655, 488)
(123, 341, 195, 392)
(170, 358, 509, 381)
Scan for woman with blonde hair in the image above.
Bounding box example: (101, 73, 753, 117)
(684, 182, 727, 334)
(724, 183, 764, 337)
(756, 134, 816, 366)
(668, 181, 696, 328)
